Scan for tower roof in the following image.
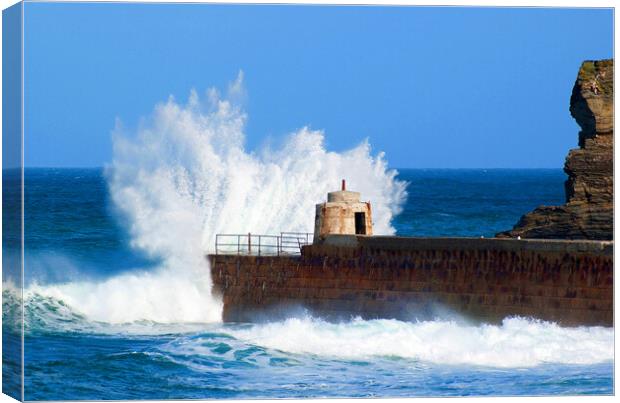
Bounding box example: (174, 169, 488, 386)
(327, 190, 361, 203)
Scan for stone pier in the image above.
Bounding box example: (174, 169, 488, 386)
(208, 235, 613, 326)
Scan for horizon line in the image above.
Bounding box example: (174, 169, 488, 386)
(8, 166, 566, 170)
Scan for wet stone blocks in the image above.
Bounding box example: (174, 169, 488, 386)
(208, 236, 613, 326)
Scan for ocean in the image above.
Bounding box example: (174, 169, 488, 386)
(2, 167, 614, 400)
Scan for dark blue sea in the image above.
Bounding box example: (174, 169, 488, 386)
(2, 168, 614, 400)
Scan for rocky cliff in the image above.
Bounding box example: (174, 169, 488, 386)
(497, 59, 613, 240)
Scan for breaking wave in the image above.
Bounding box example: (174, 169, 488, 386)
(4, 289, 613, 368)
(223, 316, 614, 368)
(12, 72, 407, 324)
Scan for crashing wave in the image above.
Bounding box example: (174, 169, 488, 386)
(18, 72, 406, 324)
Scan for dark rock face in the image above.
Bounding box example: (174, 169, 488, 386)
(498, 59, 613, 240)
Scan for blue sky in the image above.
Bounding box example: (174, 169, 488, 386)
(22, 3, 613, 168)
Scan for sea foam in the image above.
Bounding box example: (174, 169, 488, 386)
(224, 315, 614, 368)
(6, 289, 612, 368)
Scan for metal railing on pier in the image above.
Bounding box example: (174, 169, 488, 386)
(214, 232, 313, 256)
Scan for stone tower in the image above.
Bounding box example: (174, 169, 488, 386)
(314, 180, 373, 242)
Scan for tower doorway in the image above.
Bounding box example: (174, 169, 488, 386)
(355, 212, 366, 235)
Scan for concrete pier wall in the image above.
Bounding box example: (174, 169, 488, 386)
(208, 235, 613, 326)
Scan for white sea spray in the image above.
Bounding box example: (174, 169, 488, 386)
(17, 72, 406, 324)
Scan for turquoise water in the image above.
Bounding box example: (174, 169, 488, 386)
(2, 168, 614, 400)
